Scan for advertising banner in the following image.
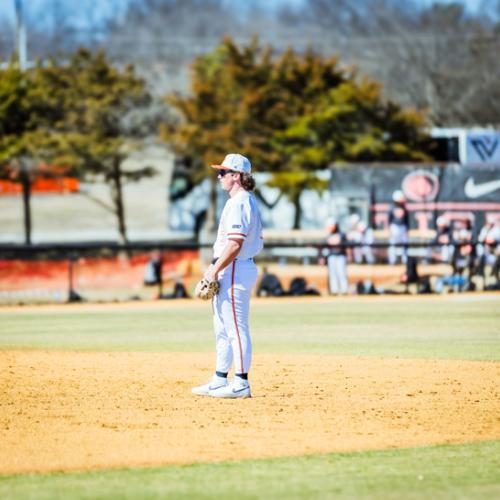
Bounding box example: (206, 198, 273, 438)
(466, 132, 500, 165)
(329, 164, 500, 231)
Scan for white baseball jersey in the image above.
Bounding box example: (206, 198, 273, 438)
(213, 190, 263, 260)
(212, 189, 263, 377)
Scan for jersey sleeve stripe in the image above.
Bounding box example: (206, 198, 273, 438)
(227, 232, 247, 237)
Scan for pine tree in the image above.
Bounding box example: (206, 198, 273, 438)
(0, 61, 68, 244)
(1, 49, 158, 244)
(163, 37, 431, 229)
(41, 49, 157, 244)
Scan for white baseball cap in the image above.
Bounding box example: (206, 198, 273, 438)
(436, 216, 448, 227)
(211, 153, 251, 174)
(326, 217, 338, 229)
(348, 213, 361, 227)
(392, 190, 406, 203)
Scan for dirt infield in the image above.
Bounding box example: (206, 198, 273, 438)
(1, 350, 499, 475)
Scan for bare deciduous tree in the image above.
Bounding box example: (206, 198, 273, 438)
(274, 0, 500, 126)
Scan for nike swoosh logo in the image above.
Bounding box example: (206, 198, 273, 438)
(232, 387, 249, 394)
(464, 178, 500, 199)
(208, 384, 226, 390)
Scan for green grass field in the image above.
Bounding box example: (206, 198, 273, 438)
(1, 441, 499, 500)
(1, 296, 499, 499)
(1, 297, 499, 359)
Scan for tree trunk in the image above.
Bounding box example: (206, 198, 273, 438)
(292, 192, 301, 230)
(111, 158, 128, 244)
(20, 162, 32, 245)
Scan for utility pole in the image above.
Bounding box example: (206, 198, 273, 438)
(14, 0, 31, 244)
(14, 0, 27, 69)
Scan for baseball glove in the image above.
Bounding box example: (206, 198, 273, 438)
(195, 277, 220, 300)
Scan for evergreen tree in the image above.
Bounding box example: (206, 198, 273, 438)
(39, 49, 157, 243)
(0, 61, 67, 244)
(1, 50, 158, 244)
(163, 37, 431, 229)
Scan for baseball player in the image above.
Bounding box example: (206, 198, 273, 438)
(357, 221, 375, 264)
(432, 216, 453, 263)
(348, 215, 375, 265)
(325, 218, 348, 295)
(477, 220, 500, 267)
(388, 190, 409, 265)
(347, 214, 363, 264)
(192, 153, 263, 398)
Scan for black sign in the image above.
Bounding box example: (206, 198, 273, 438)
(329, 164, 500, 231)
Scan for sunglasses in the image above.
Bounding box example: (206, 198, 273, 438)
(217, 169, 236, 178)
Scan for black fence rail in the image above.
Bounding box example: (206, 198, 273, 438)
(0, 239, 491, 258)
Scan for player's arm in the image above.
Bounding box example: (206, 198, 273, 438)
(205, 200, 249, 280)
(205, 239, 243, 280)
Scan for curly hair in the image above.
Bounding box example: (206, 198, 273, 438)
(240, 172, 256, 192)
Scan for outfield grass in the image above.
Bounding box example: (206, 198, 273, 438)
(1, 297, 499, 360)
(0, 440, 499, 500)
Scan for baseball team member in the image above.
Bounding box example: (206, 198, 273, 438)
(192, 153, 263, 398)
(433, 216, 453, 263)
(325, 218, 348, 295)
(388, 190, 409, 265)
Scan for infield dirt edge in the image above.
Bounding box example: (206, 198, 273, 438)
(1, 350, 499, 475)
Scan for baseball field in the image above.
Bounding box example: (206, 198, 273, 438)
(1, 294, 499, 499)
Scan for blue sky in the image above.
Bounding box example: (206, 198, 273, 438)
(0, 0, 487, 27)
(1, 0, 129, 28)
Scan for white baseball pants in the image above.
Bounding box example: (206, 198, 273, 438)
(213, 259, 258, 374)
(327, 255, 348, 295)
(388, 224, 408, 264)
